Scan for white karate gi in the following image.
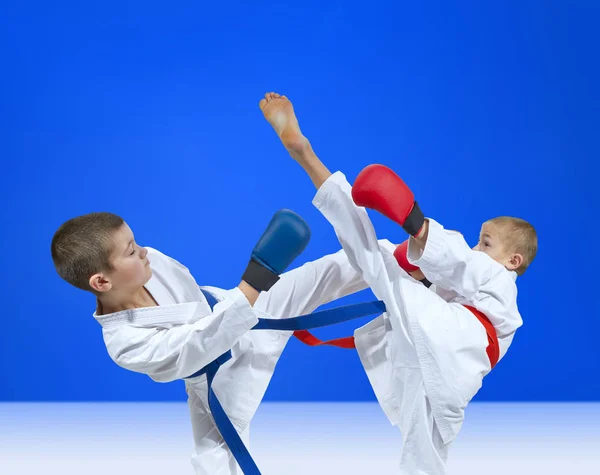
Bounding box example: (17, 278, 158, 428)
(93, 243, 391, 474)
(313, 171, 522, 474)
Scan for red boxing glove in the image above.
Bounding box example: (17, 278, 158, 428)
(352, 164, 425, 236)
(393, 240, 432, 288)
(394, 240, 420, 273)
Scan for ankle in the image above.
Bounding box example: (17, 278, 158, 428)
(287, 137, 312, 160)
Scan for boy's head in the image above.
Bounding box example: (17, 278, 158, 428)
(51, 212, 151, 295)
(473, 216, 537, 276)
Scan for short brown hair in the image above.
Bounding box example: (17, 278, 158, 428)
(51, 212, 125, 291)
(486, 216, 537, 275)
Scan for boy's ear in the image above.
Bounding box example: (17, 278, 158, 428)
(89, 273, 112, 293)
(507, 253, 523, 272)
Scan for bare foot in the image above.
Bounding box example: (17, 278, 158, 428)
(259, 92, 310, 157)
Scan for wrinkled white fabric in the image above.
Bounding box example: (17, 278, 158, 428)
(313, 171, 522, 474)
(95, 243, 389, 474)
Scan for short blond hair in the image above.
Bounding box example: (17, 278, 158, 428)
(486, 216, 537, 275)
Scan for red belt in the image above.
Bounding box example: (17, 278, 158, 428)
(293, 330, 355, 349)
(463, 305, 500, 368)
(294, 305, 500, 369)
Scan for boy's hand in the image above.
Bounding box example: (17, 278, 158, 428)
(241, 209, 311, 293)
(352, 164, 426, 237)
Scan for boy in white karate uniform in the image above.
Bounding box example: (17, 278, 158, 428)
(51, 209, 395, 474)
(260, 92, 538, 474)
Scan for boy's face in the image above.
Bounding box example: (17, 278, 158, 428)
(473, 222, 522, 272)
(98, 223, 152, 292)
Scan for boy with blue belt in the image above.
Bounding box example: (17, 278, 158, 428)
(52, 206, 396, 474)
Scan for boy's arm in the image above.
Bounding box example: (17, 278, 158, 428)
(406, 219, 512, 300)
(104, 210, 310, 382)
(347, 163, 518, 306)
(407, 219, 522, 338)
(104, 287, 261, 383)
(105, 209, 312, 382)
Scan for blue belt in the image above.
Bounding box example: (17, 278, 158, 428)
(188, 289, 385, 475)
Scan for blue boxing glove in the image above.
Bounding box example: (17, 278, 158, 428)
(242, 209, 311, 292)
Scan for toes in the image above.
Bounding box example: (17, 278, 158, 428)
(261, 92, 286, 108)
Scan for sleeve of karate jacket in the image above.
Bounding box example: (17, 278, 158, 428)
(255, 239, 396, 319)
(406, 217, 522, 337)
(103, 287, 261, 383)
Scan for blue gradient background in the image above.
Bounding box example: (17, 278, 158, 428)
(1, 1, 598, 402)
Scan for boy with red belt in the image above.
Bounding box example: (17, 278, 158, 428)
(260, 92, 537, 474)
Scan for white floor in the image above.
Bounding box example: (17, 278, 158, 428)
(1, 402, 598, 474)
